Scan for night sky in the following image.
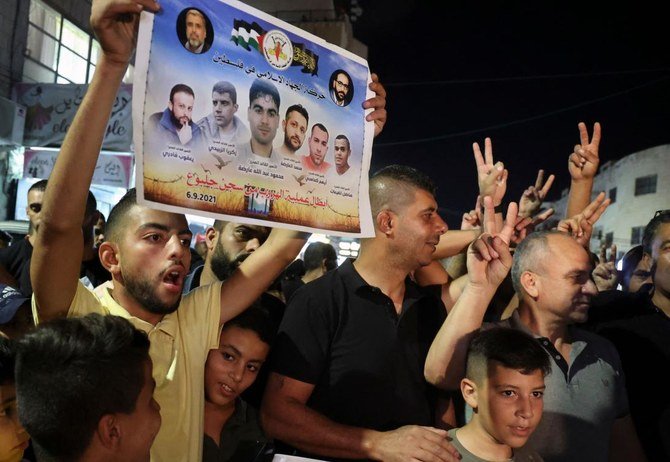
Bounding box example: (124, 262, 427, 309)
(352, 0, 670, 226)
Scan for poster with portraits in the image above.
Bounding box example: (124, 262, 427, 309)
(133, 0, 375, 236)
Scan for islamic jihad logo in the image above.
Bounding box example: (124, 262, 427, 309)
(262, 30, 293, 70)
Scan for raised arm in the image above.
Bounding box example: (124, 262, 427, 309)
(519, 169, 555, 218)
(566, 122, 601, 218)
(425, 198, 516, 389)
(261, 373, 459, 462)
(218, 228, 307, 324)
(557, 191, 610, 250)
(31, 0, 160, 320)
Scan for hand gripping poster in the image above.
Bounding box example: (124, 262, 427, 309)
(134, 0, 375, 236)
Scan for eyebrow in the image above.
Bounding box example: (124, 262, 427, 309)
(137, 223, 193, 236)
(1, 395, 16, 406)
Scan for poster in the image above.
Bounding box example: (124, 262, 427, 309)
(134, 0, 375, 236)
(13, 83, 133, 151)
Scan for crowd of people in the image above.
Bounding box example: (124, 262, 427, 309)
(1, 1, 668, 462)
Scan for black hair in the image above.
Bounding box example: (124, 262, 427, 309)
(0, 336, 14, 385)
(334, 134, 350, 150)
(466, 328, 551, 381)
(212, 81, 237, 104)
(15, 314, 150, 461)
(105, 188, 137, 243)
(249, 78, 280, 110)
(368, 165, 437, 218)
(620, 245, 644, 290)
(311, 123, 328, 137)
(642, 210, 670, 255)
(285, 104, 309, 125)
(224, 303, 276, 346)
(303, 242, 337, 272)
(28, 179, 48, 193)
(169, 83, 195, 102)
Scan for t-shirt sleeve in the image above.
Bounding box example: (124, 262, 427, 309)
(31, 279, 105, 324)
(179, 281, 222, 353)
(270, 288, 332, 384)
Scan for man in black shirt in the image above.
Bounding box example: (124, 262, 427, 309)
(262, 165, 460, 462)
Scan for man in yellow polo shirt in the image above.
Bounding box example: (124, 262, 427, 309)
(30, 3, 387, 462)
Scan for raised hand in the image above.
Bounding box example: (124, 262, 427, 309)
(511, 208, 555, 245)
(90, 0, 160, 68)
(569, 122, 601, 182)
(593, 244, 618, 291)
(473, 138, 508, 207)
(557, 191, 610, 249)
(519, 169, 555, 218)
(461, 196, 482, 230)
(363, 73, 387, 137)
(370, 425, 460, 462)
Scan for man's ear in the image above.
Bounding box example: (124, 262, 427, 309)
(376, 210, 394, 235)
(99, 242, 120, 274)
(205, 227, 218, 252)
(520, 271, 539, 299)
(461, 378, 479, 410)
(97, 414, 121, 450)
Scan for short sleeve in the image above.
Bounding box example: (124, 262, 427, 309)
(31, 279, 105, 325)
(179, 281, 223, 354)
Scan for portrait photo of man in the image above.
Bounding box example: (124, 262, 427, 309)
(237, 78, 281, 161)
(178, 8, 213, 54)
(277, 104, 309, 158)
(301, 123, 332, 174)
(148, 83, 203, 148)
(196, 81, 250, 146)
(329, 70, 354, 107)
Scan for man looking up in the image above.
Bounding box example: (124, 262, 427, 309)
(196, 81, 249, 146)
(29, 2, 315, 461)
(184, 9, 207, 54)
(301, 123, 331, 173)
(277, 104, 309, 158)
(238, 78, 280, 161)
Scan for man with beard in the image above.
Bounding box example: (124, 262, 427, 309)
(330, 70, 352, 107)
(277, 104, 309, 159)
(196, 80, 250, 147)
(28, 1, 336, 460)
(425, 230, 647, 462)
(148, 83, 203, 147)
(301, 124, 331, 174)
(184, 221, 271, 292)
(183, 9, 208, 54)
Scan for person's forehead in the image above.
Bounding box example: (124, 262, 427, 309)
(337, 73, 349, 83)
(312, 127, 328, 139)
(334, 139, 349, 149)
(544, 234, 590, 269)
(486, 363, 545, 388)
(186, 12, 205, 24)
(219, 325, 269, 353)
(652, 223, 670, 248)
(251, 94, 277, 110)
(127, 206, 189, 231)
(27, 189, 44, 201)
(286, 110, 306, 124)
(173, 91, 194, 103)
(222, 222, 269, 236)
(212, 91, 233, 102)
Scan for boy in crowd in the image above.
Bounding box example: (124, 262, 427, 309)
(203, 304, 275, 462)
(451, 328, 549, 462)
(15, 314, 160, 462)
(0, 336, 30, 462)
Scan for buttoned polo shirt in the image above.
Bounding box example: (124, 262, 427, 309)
(495, 313, 629, 462)
(271, 259, 446, 432)
(33, 280, 222, 462)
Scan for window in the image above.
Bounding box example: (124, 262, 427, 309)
(631, 226, 645, 245)
(609, 187, 617, 204)
(23, 0, 133, 84)
(634, 175, 657, 196)
(605, 232, 613, 247)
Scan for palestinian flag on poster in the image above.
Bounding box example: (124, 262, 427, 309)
(231, 19, 266, 52)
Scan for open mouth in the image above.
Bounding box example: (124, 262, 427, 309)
(162, 268, 184, 291)
(220, 382, 236, 396)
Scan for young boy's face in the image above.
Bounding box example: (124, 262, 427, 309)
(473, 363, 545, 449)
(0, 383, 30, 462)
(204, 326, 270, 408)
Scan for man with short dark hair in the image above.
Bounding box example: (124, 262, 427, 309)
(196, 81, 250, 146)
(277, 104, 309, 158)
(148, 83, 203, 147)
(237, 79, 281, 161)
(331, 71, 351, 107)
(427, 230, 647, 462)
(15, 314, 160, 462)
(281, 242, 337, 302)
(301, 123, 331, 173)
(262, 165, 462, 461)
